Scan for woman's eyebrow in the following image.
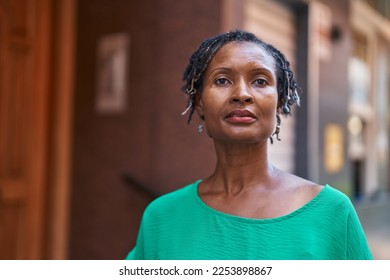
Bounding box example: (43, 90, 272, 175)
(249, 65, 274, 73)
(207, 67, 233, 75)
(208, 66, 274, 75)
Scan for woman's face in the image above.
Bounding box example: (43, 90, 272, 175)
(196, 42, 278, 144)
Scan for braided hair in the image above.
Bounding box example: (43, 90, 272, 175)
(181, 30, 301, 141)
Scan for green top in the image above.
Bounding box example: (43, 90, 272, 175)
(126, 180, 372, 260)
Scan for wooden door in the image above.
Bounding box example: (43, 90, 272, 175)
(0, 0, 52, 259)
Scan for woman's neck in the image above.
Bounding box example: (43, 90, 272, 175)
(206, 140, 276, 195)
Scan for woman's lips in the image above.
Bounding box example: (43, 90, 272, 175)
(224, 109, 256, 123)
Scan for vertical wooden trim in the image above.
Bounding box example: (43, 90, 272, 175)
(46, 0, 77, 259)
(0, 8, 8, 176)
(27, 0, 52, 259)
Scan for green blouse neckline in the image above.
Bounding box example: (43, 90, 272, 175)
(193, 179, 330, 224)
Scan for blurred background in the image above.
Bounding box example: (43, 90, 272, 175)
(0, 0, 389, 260)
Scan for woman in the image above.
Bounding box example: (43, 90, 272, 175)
(126, 30, 372, 260)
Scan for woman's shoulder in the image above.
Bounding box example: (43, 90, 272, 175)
(291, 175, 355, 213)
(279, 171, 352, 211)
(277, 172, 323, 205)
(320, 184, 356, 211)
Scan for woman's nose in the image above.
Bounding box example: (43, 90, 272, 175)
(231, 83, 253, 104)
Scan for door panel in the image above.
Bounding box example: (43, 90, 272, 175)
(0, 0, 50, 259)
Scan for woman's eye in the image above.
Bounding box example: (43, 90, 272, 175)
(253, 78, 267, 86)
(215, 78, 231, 86)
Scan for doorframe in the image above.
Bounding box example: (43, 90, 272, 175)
(44, 0, 77, 259)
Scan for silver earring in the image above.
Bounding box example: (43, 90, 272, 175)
(197, 122, 204, 134)
(270, 114, 281, 144)
(282, 103, 290, 114)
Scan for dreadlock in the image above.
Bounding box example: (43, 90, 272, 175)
(181, 30, 301, 142)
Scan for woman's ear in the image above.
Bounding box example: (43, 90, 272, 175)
(195, 93, 204, 117)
